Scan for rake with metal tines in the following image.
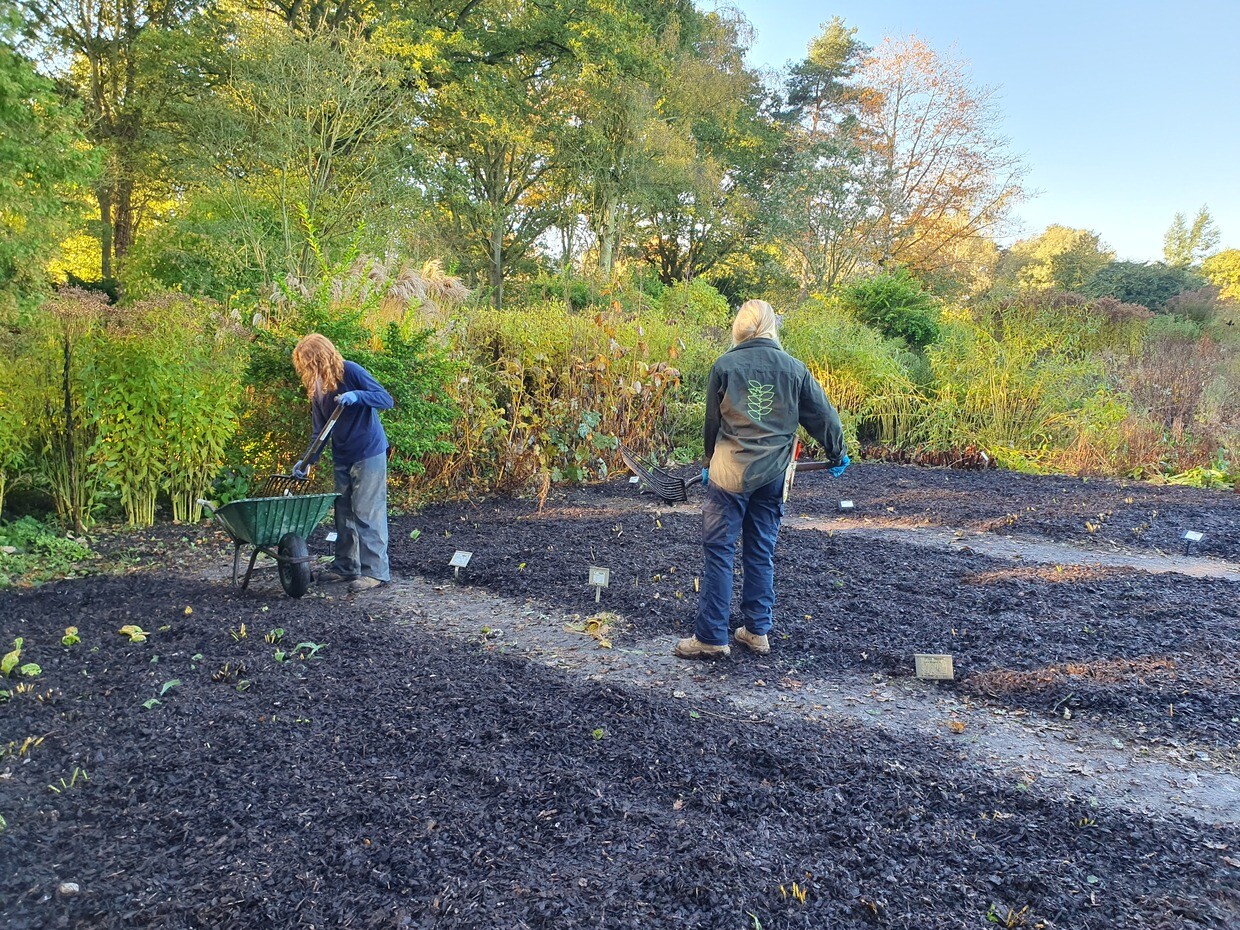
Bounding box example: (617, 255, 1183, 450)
(618, 443, 703, 503)
(619, 442, 837, 504)
(257, 404, 344, 497)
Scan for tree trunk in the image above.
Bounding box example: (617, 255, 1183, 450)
(97, 187, 113, 281)
(113, 178, 135, 262)
(599, 199, 618, 279)
(489, 212, 504, 311)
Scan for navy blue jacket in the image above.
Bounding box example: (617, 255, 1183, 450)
(308, 361, 394, 468)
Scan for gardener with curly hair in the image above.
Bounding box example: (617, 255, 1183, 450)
(675, 300, 848, 660)
(291, 333, 394, 593)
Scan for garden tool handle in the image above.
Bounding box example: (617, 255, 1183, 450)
(301, 404, 345, 465)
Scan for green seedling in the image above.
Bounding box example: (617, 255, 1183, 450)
(292, 642, 326, 660)
(18, 663, 40, 678)
(1, 637, 22, 677)
(118, 625, 148, 643)
(0, 812, 7, 833)
(273, 649, 287, 663)
(142, 698, 161, 710)
(264, 628, 285, 645)
(159, 679, 181, 696)
(591, 728, 605, 740)
(48, 767, 89, 794)
(61, 627, 80, 647)
(408, 529, 421, 541)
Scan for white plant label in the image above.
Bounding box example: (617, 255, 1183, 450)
(450, 550, 473, 578)
(629, 476, 640, 484)
(1183, 531, 1204, 543)
(325, 531, 338, 542)
(588, 566, 611, 587)
(839, 500, 855, 510)
(914, 653, 954, 681)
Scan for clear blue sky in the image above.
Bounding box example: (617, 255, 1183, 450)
(728, 0, 1240, 262)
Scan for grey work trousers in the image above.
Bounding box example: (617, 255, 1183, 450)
(332, 453, 390, 582)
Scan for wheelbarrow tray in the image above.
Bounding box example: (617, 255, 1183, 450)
(207, 493, 337, 597)
(214, 493, 337, 547)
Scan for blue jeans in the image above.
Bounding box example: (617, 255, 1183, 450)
(694, 476, 784, 646)
(333, 453, 390, 582)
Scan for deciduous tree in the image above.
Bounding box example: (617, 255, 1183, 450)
(857, 37, 1025, 282)
(1163, 205, 1219, 268)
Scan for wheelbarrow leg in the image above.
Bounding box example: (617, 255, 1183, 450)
(239, 547, 261, 590)
(231, 543, 244, 586)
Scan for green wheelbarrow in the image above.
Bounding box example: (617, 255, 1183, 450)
(199, 493, 337, 597)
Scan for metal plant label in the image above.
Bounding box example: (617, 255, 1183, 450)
(629, 476, 640, 484)
(839, 500, 855, 511)
(450, 550, 473, 578)
(914, 653, 954, 680)
(588, 566, 610, 603)
(1183, 531, 1204, 543)
(325, 531, 338, 542)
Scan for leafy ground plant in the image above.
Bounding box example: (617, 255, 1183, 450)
(0, 517, 93, 587)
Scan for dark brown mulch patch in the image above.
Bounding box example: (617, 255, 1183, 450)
(390, 499, 1240, 748)
(1, 572, 1237, 929)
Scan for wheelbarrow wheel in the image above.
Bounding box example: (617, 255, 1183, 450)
(277, 533, 312, 598)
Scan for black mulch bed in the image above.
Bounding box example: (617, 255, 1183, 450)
(390, 501, 1240, 748)
(581, 462, 1240, 560)
(817, 463, 1240, 560)
(2, 573, 1238, 929)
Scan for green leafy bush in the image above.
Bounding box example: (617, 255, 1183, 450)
(838, 269, 940, 350)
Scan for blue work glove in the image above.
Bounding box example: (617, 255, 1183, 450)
(292, 460, 310, 479)
(830, 454, 851, 479)
(701, 468, 709, 488)
(335, 391, 361, 406)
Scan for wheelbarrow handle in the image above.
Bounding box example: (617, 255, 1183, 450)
(197, 498, 218, 516)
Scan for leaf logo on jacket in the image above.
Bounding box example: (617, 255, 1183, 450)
(747, 380, 775, 422)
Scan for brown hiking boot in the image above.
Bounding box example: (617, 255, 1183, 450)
(673, 636, 731, 660)
(733, 627, 771, 655)
(317, 566, 356, 585)
(348, 576, 384, 593)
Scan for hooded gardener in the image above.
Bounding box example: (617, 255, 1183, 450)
(675, 300, 849, 660)
(291, 334, 394, 593)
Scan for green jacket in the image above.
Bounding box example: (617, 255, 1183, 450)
(704, 338, 846, 494)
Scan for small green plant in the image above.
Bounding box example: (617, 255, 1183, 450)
(292, 642, 326, 660)
(408, 529, 421, 541)
(591, 728, 605, 741)
(0, 812, 7, 833)
(264, 628, 285, 644)
(61, 626, 80, 647)
(160, 679, 181, 696)
(48, 767, 89, 794)
(1, 637, 22, 676)
(273, 649, 287, 663)
(18, 663, 40, 677)
(142, 698, 161, 710)
(118, 625, 148, 643)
